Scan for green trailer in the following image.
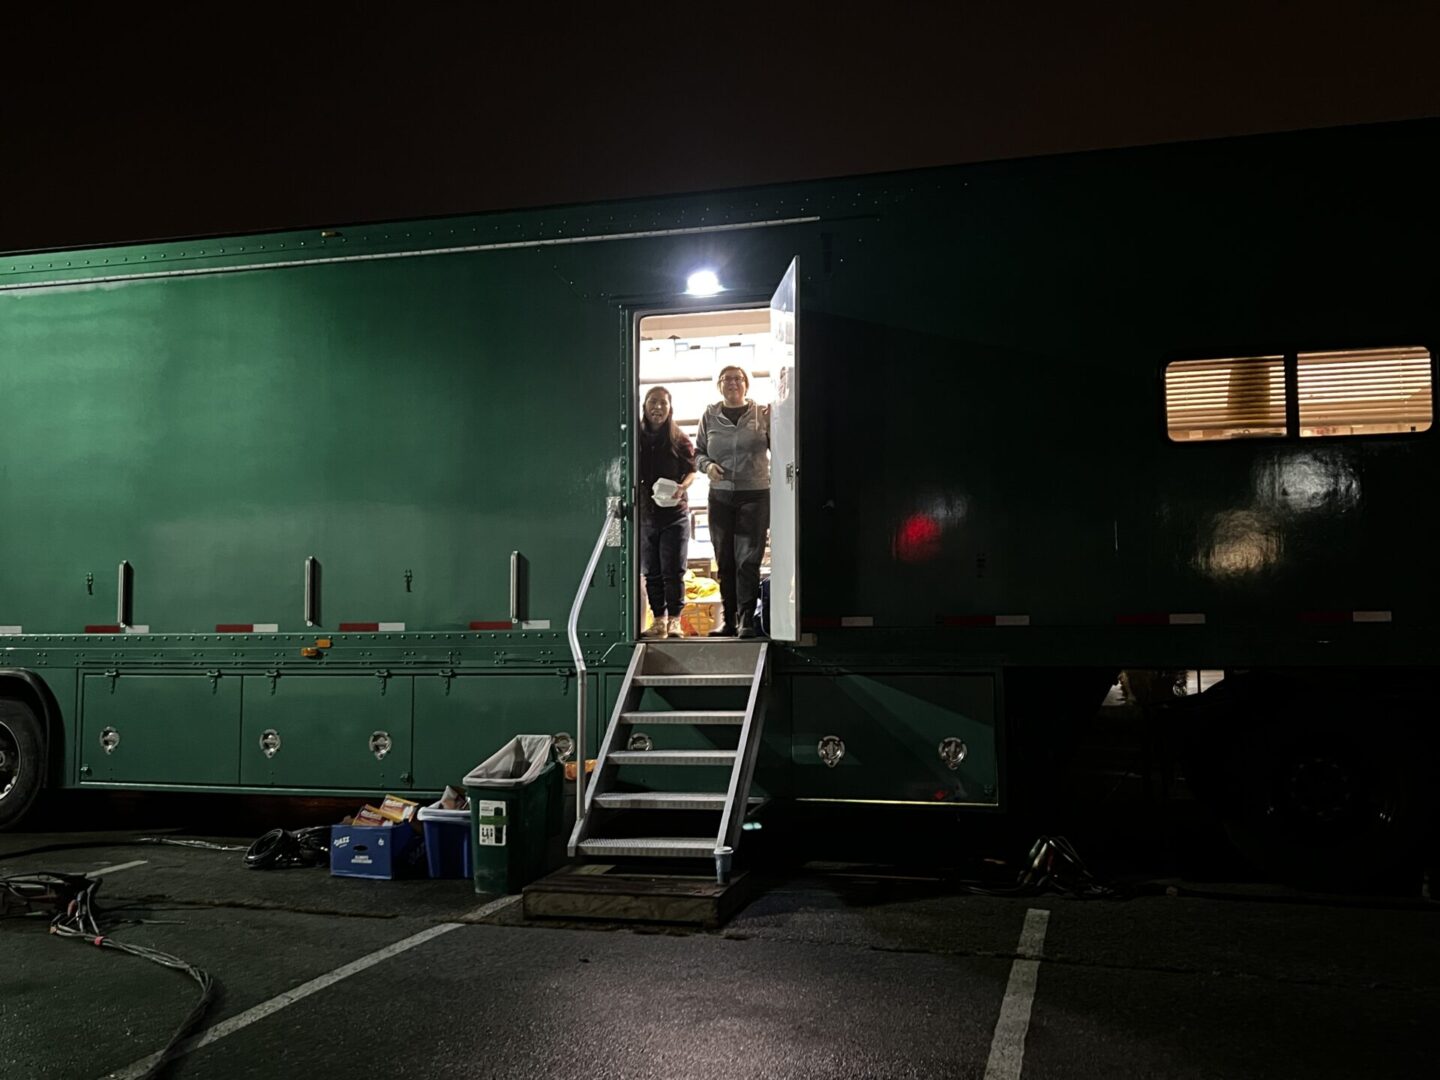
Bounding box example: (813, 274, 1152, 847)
(2, 119, 1438, 878)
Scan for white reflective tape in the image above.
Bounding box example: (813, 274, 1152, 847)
(520, 619, 551, 630)
(252, 623, 280, 633)
(839, 616, 874, 627)
(123, 625, 150, 634)
(378, 622, 406, 632)
(1353, 610, 1392, 623)
(1168, 613, 1206, 625)
(994, 615, 1031, 627)
(0, 626, 21, 635)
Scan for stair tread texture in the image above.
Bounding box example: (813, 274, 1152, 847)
(579, 837, 716, 856)
(620, 710, 747, 724)
(608, 749, 737, 764)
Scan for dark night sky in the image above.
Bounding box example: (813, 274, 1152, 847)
(5, 2, 1440, 253)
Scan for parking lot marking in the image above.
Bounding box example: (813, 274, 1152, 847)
(465, 894, 522, 922)
(86, 860, 148, 878)
(983, 907, 1050, 1080)
(105, 921, 464, 1080)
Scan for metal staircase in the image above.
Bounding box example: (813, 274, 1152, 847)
(568, 641, 769, 882)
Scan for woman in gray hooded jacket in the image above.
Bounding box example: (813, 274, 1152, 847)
(695, 364, 770, 637)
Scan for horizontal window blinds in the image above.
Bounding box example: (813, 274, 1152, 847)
(1165, 356, 1286, 441)
(1297, 347, 1432, 436)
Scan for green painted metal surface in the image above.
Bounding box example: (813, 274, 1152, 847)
(79, 672, 240, 785)
(0, 119, 1436, 806)
(790, 675, 997, 804)
(240, 674, 412, 789)
(412, 673, 594, 790)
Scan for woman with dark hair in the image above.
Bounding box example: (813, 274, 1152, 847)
(638, 386, 697, 638)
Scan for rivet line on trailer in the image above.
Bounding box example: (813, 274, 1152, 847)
(0, 217, 823, 293)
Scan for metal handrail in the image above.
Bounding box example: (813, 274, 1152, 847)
(566, 501, 617, 822)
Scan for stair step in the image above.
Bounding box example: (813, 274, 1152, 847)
(633, 674, 752, 687)
(594, 792, 727, 810)
(620, 711, 746, 725)
(593, 792, 767, 810)
(608, 750, 737, 766)
(579, 837, 716, 859)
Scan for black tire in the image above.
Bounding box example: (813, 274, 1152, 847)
(0, 698, 44, 830)
(1184, 676, 1425, 889)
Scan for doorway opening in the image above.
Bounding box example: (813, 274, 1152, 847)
(635, 308, 774, 640)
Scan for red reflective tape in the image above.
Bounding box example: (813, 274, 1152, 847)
(215, 624, 254, 633)
(1116, 613, 1168, 625)
(1298, 611, 1348, 624)
(84, 625, 122, 634)
(801, 617, 841, 629)
(940, 615, 997, 627)
(339, 622, 380, 632)
(469, 621, 512, 630)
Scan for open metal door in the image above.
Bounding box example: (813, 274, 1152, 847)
(768, 258, 800, 641)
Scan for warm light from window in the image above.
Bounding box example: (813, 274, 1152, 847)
(1297, 347, 1432, 437)
(1165, 356, 1286, 441)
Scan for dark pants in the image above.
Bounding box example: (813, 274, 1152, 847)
(641, 507, 689, 618)
(708, 489, 769, 630)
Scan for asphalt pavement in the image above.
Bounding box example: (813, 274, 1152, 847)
(2, 816, 1436, 1080)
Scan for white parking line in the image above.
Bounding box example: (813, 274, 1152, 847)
(104, 921, 463, 1080)
(984, 907, 1051, 1080)
(465, 894, 522, 922)
(86, 860, 148, 878)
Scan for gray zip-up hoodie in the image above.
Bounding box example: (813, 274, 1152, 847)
(695, 401, 771, 492)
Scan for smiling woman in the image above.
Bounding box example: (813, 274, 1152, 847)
(636, 308, 774, 638)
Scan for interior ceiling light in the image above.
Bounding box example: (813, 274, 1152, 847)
(685, 270, 722, 296)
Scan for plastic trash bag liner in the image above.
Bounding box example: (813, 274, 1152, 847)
(462, 734, 555, 788)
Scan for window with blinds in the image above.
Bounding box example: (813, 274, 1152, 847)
(1165, 356, 1287, 441)
(1296, 347, 1433, 437)
(1166, 346, 1433, 442)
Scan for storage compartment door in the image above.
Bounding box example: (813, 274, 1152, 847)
(412, 673, 589, 790)
(241, 674, 412, 789)
(81, 673, 241, 785)
(791, 674, 997, 804)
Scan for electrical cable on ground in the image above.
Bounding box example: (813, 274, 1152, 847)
(244, 825, 330, 869)
(958, 835, 1128, 900)
(0, 836, 247, 863)
(0, 869, 213, 1080)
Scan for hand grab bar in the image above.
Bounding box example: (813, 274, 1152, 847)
(566, 501, 618, 821)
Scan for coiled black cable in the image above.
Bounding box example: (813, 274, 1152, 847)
(244, 826, 330, 869)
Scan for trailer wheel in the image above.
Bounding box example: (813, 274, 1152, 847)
(0, 698, 44, 830)
(1188, 680, 1424, 887)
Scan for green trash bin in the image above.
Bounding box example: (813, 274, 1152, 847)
(463, 735, 562, 894)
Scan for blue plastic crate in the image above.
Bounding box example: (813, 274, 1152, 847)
(330, 821, 420, 879)
(417, 807, 473, 879)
